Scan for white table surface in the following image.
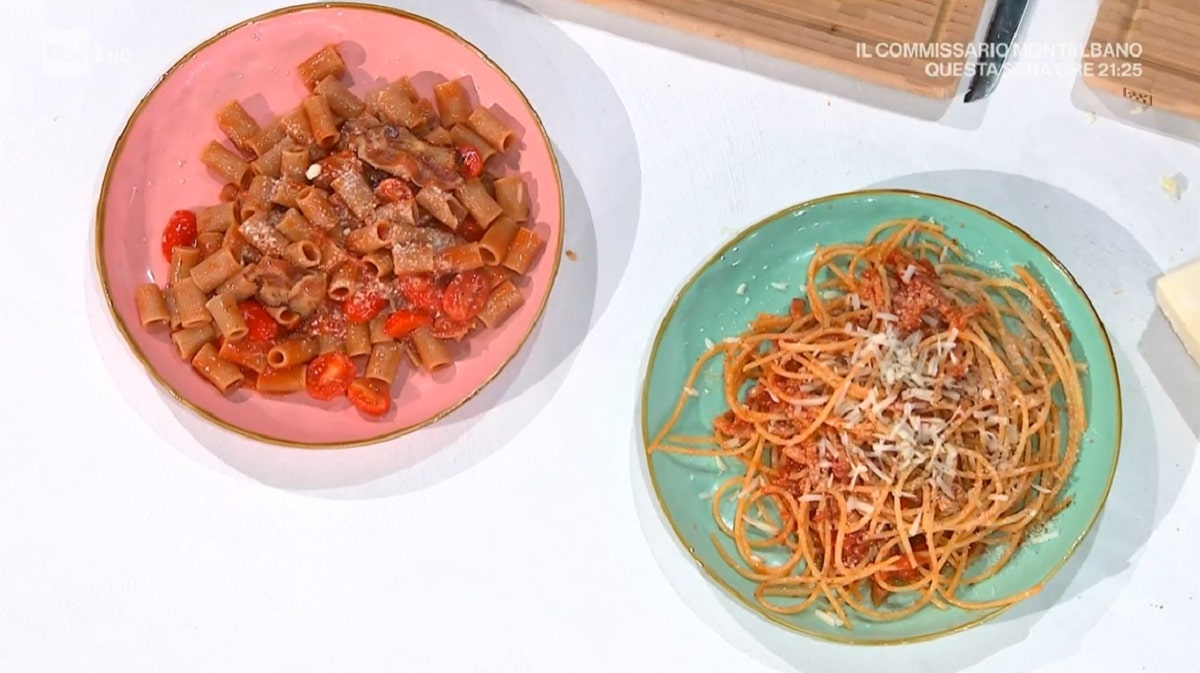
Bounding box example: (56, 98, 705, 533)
(2, 0, 1198, 671)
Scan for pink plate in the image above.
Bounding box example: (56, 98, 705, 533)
(96, 2, 564, 447)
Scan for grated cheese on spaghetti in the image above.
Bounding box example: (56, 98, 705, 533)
(815, 609, 845, 628)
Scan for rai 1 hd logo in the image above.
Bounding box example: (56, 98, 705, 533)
(41, 28, 133, 77)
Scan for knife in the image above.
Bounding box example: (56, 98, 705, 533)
(963, 0, 1032, 103)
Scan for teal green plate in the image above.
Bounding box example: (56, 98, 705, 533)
(639, 189, 1121, 645)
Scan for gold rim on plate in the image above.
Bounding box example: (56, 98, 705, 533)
(637, 188, 1122, 645)
(95, 2, 565, 449)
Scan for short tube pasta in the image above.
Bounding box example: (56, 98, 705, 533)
(285, 240, 322, 268)
(191, 342, 244, 394)
(189, 248, 242, 293)
(216, 100, 261, 155)
(215, 269, 258, 302)
(478, 216, 519, 265)
(391, 242, 435, 275)
(345, 322, 372, 357)
(435, 243, 485, 274)
(219, 338, 268, 373)
(368, 315, 393, 344)
(277, 208, 315, 242)
(477, 280, 524, 328)
(362, 249, 394, 278)
(171, 323, 217, 360)
(170, 278, 211, 328)
(135, 284, 170, 328)
(205, 292, 249, 341)
(366, 342, 404, 385)
(377, 79, 425, 129)
(410, 326, 451, 371)
(317, 334, 345, 354)
(331, 170, 378, 220)
(197, 202, 237, 233)
(246, 119, 287, 158)
(251, 137, 287, 178)
(327, 262, 358, 301)
(281, 106, 315, 146)
(297, 186, 339, 231)
(346, 221, 395, 254)
(315, 75, 365, 119)
(302, 94, 339, 149)
(197, 232, 224, 259)
(257, 366, 306, 394)
(416, 186, 462, 228)
(449, 125, 497, 163)
(267, 337, 320, 369)
(456, 179, 504, 226)
(502, 226, 543, 275)
(271, 179, 305, 209)
(280, 144, 310, 183)
(239, 212, 290, 256)
(297, 44, 346, 91)
(200, 140, 251, 188)
(492, 175, 529, 222)
(170, 246, 201, 286)
(265, 305, 302, 329)
(433, 78, 473, 126)
(466, 107, 515, 152)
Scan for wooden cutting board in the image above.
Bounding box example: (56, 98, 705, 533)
(1083, 0, 1200, 120)
(571, 0, 990, 99)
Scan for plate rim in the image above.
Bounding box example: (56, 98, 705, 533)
(94, 1, 566, 449)
(637, 188, 1123, 645)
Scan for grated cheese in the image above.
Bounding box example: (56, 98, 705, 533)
(1162, 175, 1182, 201)
(704, 337, 715, 350)
(736, 283, 747, 295)
(683, 386, 699, 397)
(1028, 525, 1059, 544)
(815, 609, 845, 628)
(305, 163, 322, 180)
(901, 264, 918, 283)
(770, 281, 789, 291)
(742, 515, 779, 535)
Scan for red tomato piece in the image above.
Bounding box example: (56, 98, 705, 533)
(457, 216, 486, 243)
(455, 145, 483, 178)
(442, 270, 490, 323)
(384, 309, 432, 338)
(374, 178, 413, 203)
(239, 300, 280, 342)
(305, 352, 356, 401)
(161, 209, 198, 261)
(347, 378, 391, 417)
(396, 274, 443, 313)
(343, 289, 388, 324)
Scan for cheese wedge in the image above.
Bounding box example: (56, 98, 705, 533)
(1156, 258, 1200, 367)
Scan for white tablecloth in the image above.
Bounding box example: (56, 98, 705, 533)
(2, 0, 1198, 671)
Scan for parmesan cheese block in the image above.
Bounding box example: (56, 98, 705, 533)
(1156, 258, 1200, 367)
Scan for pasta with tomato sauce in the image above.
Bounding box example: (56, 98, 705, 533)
(648, 219, 1085, 628)
(134, 44, 545, 417)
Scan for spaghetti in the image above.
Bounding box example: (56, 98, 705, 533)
(648, 219, 1085, 629)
